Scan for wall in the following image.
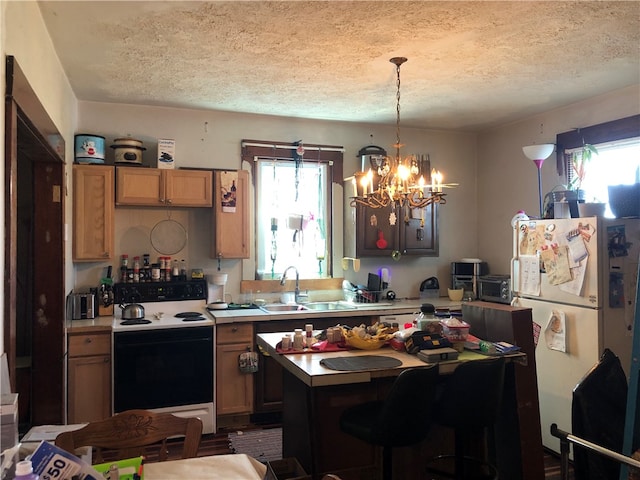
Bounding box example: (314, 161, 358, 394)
(0, 1, 77, 356)
(76, 101, 478, 300)
(477, 85, 640, 274)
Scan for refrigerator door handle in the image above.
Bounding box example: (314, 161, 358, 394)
(511, 257, 520, 295)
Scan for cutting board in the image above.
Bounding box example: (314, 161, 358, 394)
(367, 273, 382, 302)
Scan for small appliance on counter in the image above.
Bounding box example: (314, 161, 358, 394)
(478, 274, 512, 304)
(419, 277, 440, 300)
(451, 260, 488, 300)
(67, 292, 96, 320)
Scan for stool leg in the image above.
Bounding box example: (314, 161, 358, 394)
(454, 432, 465, 480)
(382, 446, 392, 480)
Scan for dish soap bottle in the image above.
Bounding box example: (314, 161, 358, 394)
(14, 460, 39, 480)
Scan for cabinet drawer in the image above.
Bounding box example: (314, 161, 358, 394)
(217, 323, 253, 344)
(69, 333, 111, 356)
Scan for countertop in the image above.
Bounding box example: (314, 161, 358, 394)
(210, 298, 462, 324)
(66, 297, 463, 331)
(256, 330, 526, 387)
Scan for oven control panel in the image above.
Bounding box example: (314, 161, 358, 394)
(114, 280, 207, 303)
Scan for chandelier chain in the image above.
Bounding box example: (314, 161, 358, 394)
(395, 60, 401, 157)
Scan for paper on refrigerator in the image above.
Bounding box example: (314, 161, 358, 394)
(518, 254, 541, 296)
(544, 310, 567, 352)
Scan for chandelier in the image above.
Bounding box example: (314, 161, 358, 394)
(351, 57, 453, 210)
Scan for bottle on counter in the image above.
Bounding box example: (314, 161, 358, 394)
(120, 254, 129, 283)
(162, 256, 171, 282)
(180, 259, 188, 281)
(142, 254, 150, 282)
(293, 328, 305, 351)
(151, 263, 161, 282)
(133, 256, 140, 283)
(14, 460, 39, 480)
(172, 259, 180, 281)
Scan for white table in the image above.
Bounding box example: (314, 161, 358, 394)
(144, 454, 266, 479)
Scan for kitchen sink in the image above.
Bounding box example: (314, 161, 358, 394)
(258, 301, 356, 313)
(259, 304, 309, 313)
(303, 301, 356, 311)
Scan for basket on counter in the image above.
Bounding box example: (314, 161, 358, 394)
(343, 288, 382, 304)
(340, 327, 392, 350)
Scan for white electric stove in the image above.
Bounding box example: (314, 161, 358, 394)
(112, 280, 211, 331)
(111, 280, 216, 433)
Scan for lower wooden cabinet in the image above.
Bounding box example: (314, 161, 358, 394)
(216, 323, 254, 416)
(67, 330, 111, 423)
(254, 317, 369, 414)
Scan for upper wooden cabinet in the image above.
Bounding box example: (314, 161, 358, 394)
(116, 167, 212, 207)
(344, 198, 438, 258)
(212, 170, 250, 259)
(73, 164, 114, 261)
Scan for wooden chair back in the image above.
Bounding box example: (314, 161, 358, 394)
(55, 409, 203, 463)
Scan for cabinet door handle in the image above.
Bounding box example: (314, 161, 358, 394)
(232, 327, 238, 333)
(166, 199, 173, 204)
(84, 338, 92, 344)
(103, 357, 110, 363)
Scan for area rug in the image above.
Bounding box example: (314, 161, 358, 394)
(228, 427, 282, 463)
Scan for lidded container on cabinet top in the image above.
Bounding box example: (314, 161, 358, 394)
(111, 137, 146, 165)
(74, 134, 105, 164)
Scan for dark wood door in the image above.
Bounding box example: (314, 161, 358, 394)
(5, 56, 66, 427)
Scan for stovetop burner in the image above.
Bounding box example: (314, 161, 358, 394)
(112, 299, 211, 331)
(120, 319, 152, 325)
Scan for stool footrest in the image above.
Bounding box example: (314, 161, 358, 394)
(426, 454, 498, 480)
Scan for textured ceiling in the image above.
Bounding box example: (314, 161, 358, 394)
(38, 1, 640, 131)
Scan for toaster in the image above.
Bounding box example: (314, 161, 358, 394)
(68, 293, 96, 320)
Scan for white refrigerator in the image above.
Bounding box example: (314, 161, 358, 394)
(511, 216, 639, 452)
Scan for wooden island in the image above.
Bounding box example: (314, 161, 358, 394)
(256, 302, 544, 480)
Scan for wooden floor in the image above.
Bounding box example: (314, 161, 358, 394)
(125, 427, 574, 479)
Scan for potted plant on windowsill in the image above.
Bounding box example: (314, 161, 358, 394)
(543, 143, 599, 218)
(569, 143, 598, 195)
(566, 143, 598, 216)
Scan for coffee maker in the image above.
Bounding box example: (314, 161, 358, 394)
(451, 261, 488, 300)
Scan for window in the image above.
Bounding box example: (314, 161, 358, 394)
(556, 114, 640, 217)
(566, 138, 640, 217)
(241, 140, 344, 281)
(255, 158, 330, 279)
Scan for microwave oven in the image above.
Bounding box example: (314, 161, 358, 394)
(478, 275, 512, 304)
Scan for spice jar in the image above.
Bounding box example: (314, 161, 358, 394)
(151, 263, 161, 281)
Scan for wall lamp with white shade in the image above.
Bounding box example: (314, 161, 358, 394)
(522, 143, 555, 217)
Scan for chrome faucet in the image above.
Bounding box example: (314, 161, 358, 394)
(280, 266, 302, 303)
